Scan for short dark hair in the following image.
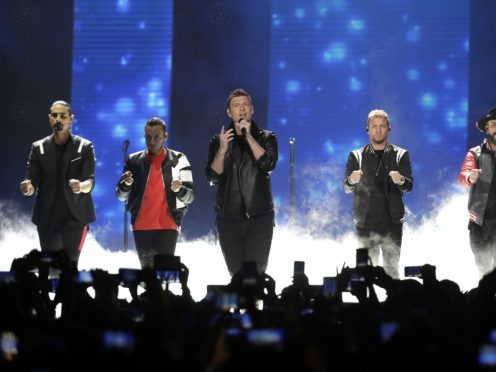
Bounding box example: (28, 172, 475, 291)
(226, 88, 252, 108)
(50, 100, 72, 115)
(145, 117, 167, 134)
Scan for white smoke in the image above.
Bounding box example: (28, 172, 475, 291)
(0, 185, 478, 301)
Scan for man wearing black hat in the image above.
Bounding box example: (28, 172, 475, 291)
(459, 107, 496, 278)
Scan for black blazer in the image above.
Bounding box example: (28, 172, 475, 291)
(25, 134, 96, 226)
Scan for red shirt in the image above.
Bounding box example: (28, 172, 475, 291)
(133, 149, 178, 231)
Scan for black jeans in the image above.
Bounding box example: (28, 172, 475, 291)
(469, 221, 496, 279)
(216, 211, 274, 276)
(37, 224, 88, 267)
(133, 229, 179, 269)
(356, 223, 403, 279)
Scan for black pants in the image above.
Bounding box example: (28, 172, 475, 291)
(216, 211, 274, 276)
(356, 224, 402, 279)
(37, 224, 88, 267)
(133, 229, 179, 269)
(469, 222, 496, 279)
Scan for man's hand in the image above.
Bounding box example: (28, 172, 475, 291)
(348, 170, 363, 184)
(210, 126, 234, 176)
(469, 168, 482, 184)
(171, 179, 182, 192)
(389, 171, 405, 185)
(68, 179, 82, 194)
(20, 179, 34, 196)
(120, 171, 134, 186)
(218, 126, 234, 154)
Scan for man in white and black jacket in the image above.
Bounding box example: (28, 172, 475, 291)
(116, 117, 194, 269)
(343, 109, 413, 278)
(459, 107, 496, 279)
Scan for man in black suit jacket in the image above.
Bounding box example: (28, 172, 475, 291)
(20, 100, 96, 267)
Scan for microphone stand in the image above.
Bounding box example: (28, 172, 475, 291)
(123, 139, 130, 251)
(289, 137, 295, 226)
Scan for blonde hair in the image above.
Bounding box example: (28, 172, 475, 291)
(367, 109, 390, 125)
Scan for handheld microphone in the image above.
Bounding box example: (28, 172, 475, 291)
(239, 118, 248, 137)
(123, 139, 130, 151)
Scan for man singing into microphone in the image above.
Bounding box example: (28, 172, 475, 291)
(206, 88, 278, 276)
(19, 100, 96, 267)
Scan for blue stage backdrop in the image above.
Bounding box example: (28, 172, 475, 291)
(268, 0, 468, 232)
(71, 0, 173, 248)
(70, 0, 468, 248)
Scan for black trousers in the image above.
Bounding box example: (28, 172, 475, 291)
(216, 211, 274, 276)
(132, 229, 179, 269)
(469, 221, 496, 279)
(356, 224, 403, 279)
(37, 224, 88, 267)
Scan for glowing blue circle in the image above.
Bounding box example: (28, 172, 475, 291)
(114, 97, 136, 116)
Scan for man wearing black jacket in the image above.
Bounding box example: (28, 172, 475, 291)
(459, 107, 496, 278)
(20, 100, 96, 267)
(343, 109, 413, 278)
(206, 88, 278, 276)
(116, 117, 194, 269)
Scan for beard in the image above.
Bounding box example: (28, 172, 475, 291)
(371, 135, 387, 146)
(487, 132, 496, 145)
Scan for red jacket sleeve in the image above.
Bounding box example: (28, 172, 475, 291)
(459, 150, 476, 186)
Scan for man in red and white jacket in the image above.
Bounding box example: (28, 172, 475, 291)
(116, 117, 194, 269)
(459, 107, 496, 279)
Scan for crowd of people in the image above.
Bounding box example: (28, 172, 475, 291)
(2, 249, 496, 371)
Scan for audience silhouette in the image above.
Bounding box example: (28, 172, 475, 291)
(0, 249, 495, 371)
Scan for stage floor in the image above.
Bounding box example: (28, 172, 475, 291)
(0, 192, 479, 301)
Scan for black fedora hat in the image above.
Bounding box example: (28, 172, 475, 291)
(476, 107, 496, 132)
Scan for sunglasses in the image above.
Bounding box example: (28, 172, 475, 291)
(49, 112, 70, 120)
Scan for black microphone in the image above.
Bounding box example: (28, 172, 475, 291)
(123, 139, 130, 151)
(238, 117, 247, 137)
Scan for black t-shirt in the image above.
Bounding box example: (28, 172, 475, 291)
(484, 155, 496, 222)
(48, 141, 78, 231)
(224, 135, 248, 220)
(365, 150, 392, 228)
